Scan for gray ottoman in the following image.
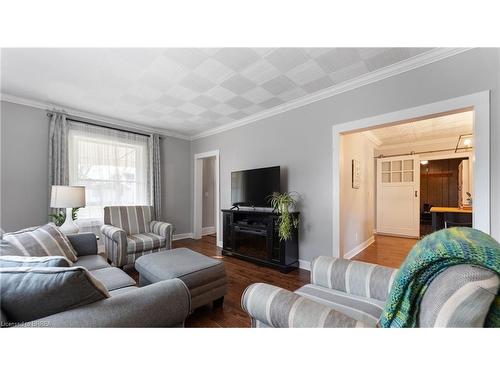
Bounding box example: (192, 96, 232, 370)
(135, 248, 228, 311)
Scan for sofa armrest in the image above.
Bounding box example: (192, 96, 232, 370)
(28, 279, 190, 327)
(150, 221, 173, 249)
(241, 283, 366, 328)
(66, 233, 98, 256)
(310, 256, 398, 302)
(100, 224, 127, 267)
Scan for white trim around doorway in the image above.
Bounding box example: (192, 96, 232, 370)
(193, 150, 221, 247)
(332, 91, 490, 258)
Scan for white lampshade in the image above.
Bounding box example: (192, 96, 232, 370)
(50, 185, 86, 208)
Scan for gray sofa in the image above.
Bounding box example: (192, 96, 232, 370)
(4, 233, 190, 328)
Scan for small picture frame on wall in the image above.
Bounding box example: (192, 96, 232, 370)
(352, 159, 360, 189)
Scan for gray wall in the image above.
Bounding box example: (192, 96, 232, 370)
(160, 135, 191, 234)
(0, 101, 192, 234)
(191, 48, 500, 263)
(202, 156, 215, 228)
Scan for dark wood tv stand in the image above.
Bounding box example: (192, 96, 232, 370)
(221, 209, 299, 273)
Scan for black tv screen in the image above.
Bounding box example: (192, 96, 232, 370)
(231, 166, 280, 207)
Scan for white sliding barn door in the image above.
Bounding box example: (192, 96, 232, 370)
(376, 156, 420, 238)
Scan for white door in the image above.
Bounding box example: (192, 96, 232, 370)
(376, 155, 420, 237)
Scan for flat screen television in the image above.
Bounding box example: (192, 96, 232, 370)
(231, 166, 280, 208)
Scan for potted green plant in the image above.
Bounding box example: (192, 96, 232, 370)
(269, 192, 300, 241)
(49, 207, 80, 226)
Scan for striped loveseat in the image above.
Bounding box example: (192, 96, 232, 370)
(101, 206, 173, 268)
(242, 256, 499, 328)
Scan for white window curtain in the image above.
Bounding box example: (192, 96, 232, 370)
(68, 121, 151, 223)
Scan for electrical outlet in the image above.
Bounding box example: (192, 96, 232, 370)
(355, 232, 358, 241)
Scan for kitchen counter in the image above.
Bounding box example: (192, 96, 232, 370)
(430, 207, 472, 231)
(430, 206, 473, 213)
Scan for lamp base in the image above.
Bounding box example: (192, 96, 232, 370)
(59, 207, 79, 234)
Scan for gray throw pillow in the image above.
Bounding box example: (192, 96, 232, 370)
(0, 239, 23, 256)
(0, 255, 71, 268)
(0, 266, 110, 323)
(2, 223, 78, 262)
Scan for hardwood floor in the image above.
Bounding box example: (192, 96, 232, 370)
(127, 235, 310, 328)
(126, 233, 415, 327)
(353, 234, 417, 268)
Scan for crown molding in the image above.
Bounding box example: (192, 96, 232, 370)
(0, 93, 192, 140)
(190, 48, 472, 140)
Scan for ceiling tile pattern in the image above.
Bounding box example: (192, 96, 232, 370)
(368, 111, 474, 146)
(1, 48, 432, 135)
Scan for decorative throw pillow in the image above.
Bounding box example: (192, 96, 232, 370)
(0, 239, 22, 256)
(2, 223, 78, 262)
(419, 264, 500, 327)
(0, 255, 71, 268)
(0, 266, 110, 323)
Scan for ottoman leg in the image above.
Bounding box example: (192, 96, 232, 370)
(213, 296, 224, 309)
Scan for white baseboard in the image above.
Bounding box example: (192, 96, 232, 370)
(172, 232, 193, 241)
(202, 226, 216, 235)
(299, 259, 311, 271)
(344, 236, 375, 259)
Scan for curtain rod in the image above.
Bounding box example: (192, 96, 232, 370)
(374, 147, 474, 159)
(46, 111, 159, 138)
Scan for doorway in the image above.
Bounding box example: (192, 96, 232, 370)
(332, 91, 490, 260)
(193, 150, 220, 247)
(341, 110, 475, 261)
(419, 155, 472, 236)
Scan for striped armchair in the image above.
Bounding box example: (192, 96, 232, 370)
(242, 256, 499, 328)
(100, 206, 173, 268)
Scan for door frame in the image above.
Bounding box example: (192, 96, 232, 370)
(193, 150, 220, 246)
(332, 91, 490, 258)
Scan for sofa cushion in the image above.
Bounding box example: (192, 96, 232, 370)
(2, 223, 78, 262)
(74, 255, 110, 271)
(0, 266, 109, 323)
(419, 264, 499, 327)
(295, 284, 385, 327)
(0, 255, 71, 268)
(104, 206, 154, 235)
(90, 267, 136, 291)
(127, 233, 165, 253)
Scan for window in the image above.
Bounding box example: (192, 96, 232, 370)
(68, 122, 150, 220)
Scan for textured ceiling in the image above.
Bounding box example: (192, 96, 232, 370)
(1, 48, 432, 135)
(367, 110, 474, 146)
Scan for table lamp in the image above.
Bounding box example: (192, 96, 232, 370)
(50, 185, 86, 234)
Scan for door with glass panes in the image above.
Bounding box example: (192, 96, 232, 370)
(376, 155, 420, 237)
